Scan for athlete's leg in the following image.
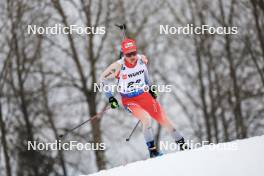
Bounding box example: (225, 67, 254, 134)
(153, 104, 189, 150)
(135, 100, 189, 150)
(124, 103, 162, 157)
(125, 103, 154, 143)
(136, 93, 184, 142)
(156, 105, 184, 142)
(123, 93, 189, 151)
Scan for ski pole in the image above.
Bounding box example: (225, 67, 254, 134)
(125, 120, 140, 142)
(115, 23, 127, 39)
(59, 106, 111, 139)
(115, 23, 127, 59)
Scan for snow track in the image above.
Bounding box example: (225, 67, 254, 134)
(87, 136, 264, 176)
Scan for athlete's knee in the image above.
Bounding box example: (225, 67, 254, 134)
(140, 116, 151, 127)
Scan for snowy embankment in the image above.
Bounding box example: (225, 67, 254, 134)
(87, 136, 264, 176)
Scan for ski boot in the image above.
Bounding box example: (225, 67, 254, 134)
(146, 141, 163, 158)
(176, 138, 190, 151)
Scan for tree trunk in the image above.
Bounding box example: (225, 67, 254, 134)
(40, 66, 68, 176)
(0, 99, 12, 176)
(219, 0, 247, 139)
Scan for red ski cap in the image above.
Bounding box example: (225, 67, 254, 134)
(121, 38, 137, 54)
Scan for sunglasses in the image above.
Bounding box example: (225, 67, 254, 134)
(125, 51, 137, 57)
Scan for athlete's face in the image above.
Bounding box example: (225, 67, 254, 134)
(125, 51, 137, 63)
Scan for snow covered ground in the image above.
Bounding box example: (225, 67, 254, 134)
(86, 136, 264, 176)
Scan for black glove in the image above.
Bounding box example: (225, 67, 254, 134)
(149, 87, 158, 99)
(109, 97, 119, 109)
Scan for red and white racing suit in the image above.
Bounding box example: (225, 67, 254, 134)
(100, 53, 185, 147)
(116, 55, 175, 129)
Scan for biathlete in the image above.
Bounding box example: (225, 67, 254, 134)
(99, 38, 189, 157)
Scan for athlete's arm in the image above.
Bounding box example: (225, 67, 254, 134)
(99, 61, 122, 99)
(99, 61, 121, 82)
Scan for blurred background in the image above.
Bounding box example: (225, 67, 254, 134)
(0, 0, 263, 175)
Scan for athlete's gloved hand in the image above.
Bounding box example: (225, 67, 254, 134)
(149, 87, 158, 99)
(109, 97, 119, 109)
